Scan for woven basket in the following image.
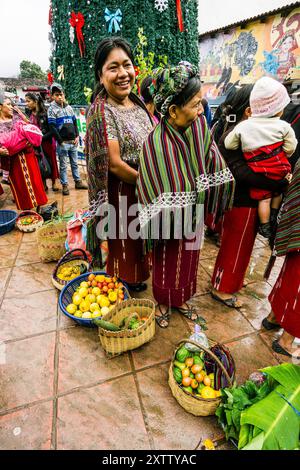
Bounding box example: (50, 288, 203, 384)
(16, 211, 44, 233)
(98, 298, 156, 357)
(36, 219, 67, 262)
(169, 339, 235, 417)
(52, 249, 90, 290)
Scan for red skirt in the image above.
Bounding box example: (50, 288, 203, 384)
(152, 238, 200, 307)
(211, 206, 258, 294)
(269, 251, 300, 338)
(106, 172, 150, 284)
(9, 148, 48, 210)
(205, 213, 222, 234)
(42, 139, 59, 181)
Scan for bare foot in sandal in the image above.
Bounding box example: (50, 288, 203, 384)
(155, 304, 171, 328)
(176, 303, 201, 321)
(211, 288, 243, 308)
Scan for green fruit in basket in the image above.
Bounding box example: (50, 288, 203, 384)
(66, 303, 77, 315)
(176, 346, 190, 363)
(182, 386, 193, 394)
(74, 311, 82, 318)
(173, 367, 182, 384)
(197, 383, 205, 394)
(193, 356, 204, 366)
(93, 318, 120, 331)
(173, 360, 186, 371)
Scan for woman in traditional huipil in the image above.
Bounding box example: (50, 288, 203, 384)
(263, 159, 300, 359)
(86, 37, 153, 291)
(0, 95, 48, 210)
(137, 62, 235, 327)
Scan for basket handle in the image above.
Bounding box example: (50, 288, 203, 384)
(176, 339, 233, 387)
(124, 311, 141, 329)
(53, 249, 89, 278)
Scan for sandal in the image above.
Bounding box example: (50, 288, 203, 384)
(272, 340, 300, 359)
(211, 291, 243, 309)
(176, 303, 201, 322)
(155, 304, 171, 328)
(262, 317, 280, 331)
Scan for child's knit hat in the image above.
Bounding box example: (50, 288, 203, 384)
(250, 77, 290, 118)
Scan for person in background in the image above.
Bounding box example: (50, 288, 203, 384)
(47, 83, 87, 196)
(224, 77, 296, 239)
(262, 158, 300, 360)
(140, 76, 160, 125)
(25, 92, 60, 192)
(201, 97, 212, 127)
(0, 92, 48, 210)
(282, 79, 300, 171)
(86, 37, 153, 291)
(211, 85, 289, 308)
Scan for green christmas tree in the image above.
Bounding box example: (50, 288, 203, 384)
(49, 0, 199, 104)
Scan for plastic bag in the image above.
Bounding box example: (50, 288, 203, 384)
(65, 209, 92, 261)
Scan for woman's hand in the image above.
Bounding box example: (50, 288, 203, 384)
(0, 146, 9, 156)
(108, 140, 138, 184)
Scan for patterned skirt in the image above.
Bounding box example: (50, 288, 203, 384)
(9, 148, 48, 210)
(269, 251, 300, 338)
(152, 238, 200, 307)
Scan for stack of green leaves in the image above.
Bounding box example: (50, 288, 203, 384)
(216, 363, 300, 450)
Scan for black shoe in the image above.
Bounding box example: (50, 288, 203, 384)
(262, 317, 280, 330)
(1, 178, 10, 185)
(127, 282, 147, 292)
(258, 222, 272, 239)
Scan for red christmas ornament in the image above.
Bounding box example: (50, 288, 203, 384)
(47, 72, 54, 85)
(176, 0, 184, 32)
(48, 1, 53, 26)
(69, 11, 86, 57)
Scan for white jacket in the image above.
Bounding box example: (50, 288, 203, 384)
(224, 117, 297, 157)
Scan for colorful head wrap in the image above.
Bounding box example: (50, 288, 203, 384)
(149, 61, 200, 115)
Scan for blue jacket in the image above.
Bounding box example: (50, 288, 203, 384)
(47, 101, 79, 144)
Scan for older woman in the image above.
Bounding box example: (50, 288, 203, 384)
(137, 62, 235, 327)
(263, 159, 300, 359)
(0, 93, 48, 210)
(86, 37, 153, 290)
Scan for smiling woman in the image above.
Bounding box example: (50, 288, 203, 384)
(86, 37, 154, 291)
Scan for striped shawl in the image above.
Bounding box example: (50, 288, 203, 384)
(137, 115, 235, 241)
(275, 158, 300, 257)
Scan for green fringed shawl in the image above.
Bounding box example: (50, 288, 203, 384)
(137, 115, 235, 245)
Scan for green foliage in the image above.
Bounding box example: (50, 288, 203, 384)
(19, 60, 47, 80)
(216, 363, 300, 450)
(50, 0, 199, 104)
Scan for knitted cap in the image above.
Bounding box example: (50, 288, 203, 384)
(250, 77, 290, 118)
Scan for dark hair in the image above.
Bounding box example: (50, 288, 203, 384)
(228, 84, 254, 123)
(140, 76, 153, 104)
(92, 36, 134, 103)
(25, 92, 46, 115)
(159, 76, 202, 117)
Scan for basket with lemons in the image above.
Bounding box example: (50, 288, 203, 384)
(59, 272, 128, 327)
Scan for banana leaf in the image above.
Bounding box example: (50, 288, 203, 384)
(239, 381, 300, 450)
(261, 363, 300, 390)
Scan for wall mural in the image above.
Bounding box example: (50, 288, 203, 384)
(199, 6, 300, 100)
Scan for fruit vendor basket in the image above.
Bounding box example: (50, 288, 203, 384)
(16, 210, 44, 233)
(169, 339, 235, 416)
(52, 249, 90, 290)
(98, 298, 156, 357)
(58, 271, 129, 328)
(0, 209, 18, 235)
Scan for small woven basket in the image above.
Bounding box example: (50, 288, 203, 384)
(36, 219, 67, 262)
(98, 297, 156, 357)
(169, 339, 235, 417)
(52, 249, 90, 290)
(16, 211, 44, 233)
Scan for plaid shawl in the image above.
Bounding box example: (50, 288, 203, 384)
(275, 158, 300, 257)
(85, 92, 152, 266)
(137, 115, 235, 242)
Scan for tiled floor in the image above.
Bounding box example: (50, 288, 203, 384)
(0, 180, 297, 450)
